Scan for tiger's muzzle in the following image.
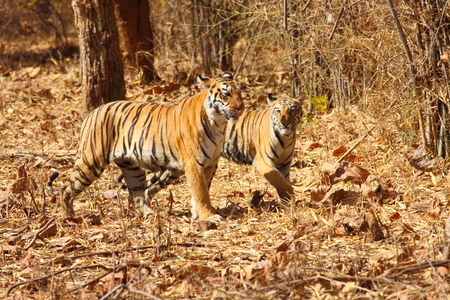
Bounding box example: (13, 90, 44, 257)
(224, 106, 245, 122)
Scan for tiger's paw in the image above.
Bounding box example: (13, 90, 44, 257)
(205, 214, 224, 222)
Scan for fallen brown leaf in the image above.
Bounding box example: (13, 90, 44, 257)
(298, 141, 322, 151)
(322, 161, 370, 185)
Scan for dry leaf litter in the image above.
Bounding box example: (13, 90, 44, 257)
(1, 62, 450, 299)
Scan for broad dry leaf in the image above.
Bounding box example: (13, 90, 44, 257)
(322, 161, 370, 185)
(408, 202, 434, 214)
(298, 141, 322, 151)
(89, 232, 106, 241)
(49, 237, 83, 250)
(44, 158, 74, 168)
(320, 187, 359, 206)
(311, 185, 331, 202)
(365, 211, 384, 241)
(20, 253, 38, 266)
(0, 191, 11, 208)
(293, 168, 329, 193)
(181, 263, 219, 279)
(332, 145, 347, 157)
(406, 146, 442, 171)
(100, 190, 118, 199)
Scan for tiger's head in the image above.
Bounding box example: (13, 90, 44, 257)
(267, 93, 303, 135)
(198, 72, 245, 123)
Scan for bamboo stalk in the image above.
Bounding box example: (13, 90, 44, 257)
(328, 0, 347, 42)
(387, 0, 427, 150)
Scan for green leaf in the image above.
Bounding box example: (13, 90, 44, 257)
(28, 0, 38, 8)
(309, 95, 327, 112)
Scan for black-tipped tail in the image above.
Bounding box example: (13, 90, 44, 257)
(47, 172, 60, 195)
(117, 174, 128, 190)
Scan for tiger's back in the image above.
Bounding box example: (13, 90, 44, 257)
(222, 93, 303, 201)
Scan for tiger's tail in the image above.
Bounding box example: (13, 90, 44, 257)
(47, 172, 60, 195)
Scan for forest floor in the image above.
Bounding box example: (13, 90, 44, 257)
(1, 58, 450, 299)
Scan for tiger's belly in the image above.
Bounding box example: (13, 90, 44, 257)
(138, 150, 185, 173)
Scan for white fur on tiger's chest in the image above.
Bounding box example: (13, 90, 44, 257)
(271, 129, 296, 165)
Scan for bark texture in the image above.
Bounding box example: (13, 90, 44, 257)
(72, 0, 125, 113)
(114, 0, 156, 82)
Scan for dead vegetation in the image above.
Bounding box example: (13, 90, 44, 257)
(1, 59, 449, 299)
(1, 0, 450, 299)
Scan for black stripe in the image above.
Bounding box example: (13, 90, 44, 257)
(264, 148, 275, 162)
(160, 121, 169, 165)
(150, 135, 157, 162)
(192, 153, 204, 167)
(274, 129, 285, 149)
(199, 143, 211, 160)
(143, 104, 160, 140)
(200, 109, 215, 146)
(164, 108, 178, 161)
(121, 101, 134, 113)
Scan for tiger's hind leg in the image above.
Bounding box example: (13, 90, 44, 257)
(118, 169, 175, 199)
(51, 164, 105, 218)
(115, 160, 150, 214)
(146, 169, 174, 198)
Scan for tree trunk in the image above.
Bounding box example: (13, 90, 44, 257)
(113, 0, 156, 82)
(72, 0, 125, 113)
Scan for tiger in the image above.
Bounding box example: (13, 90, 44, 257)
(47, 72, 245, 221)
(221, 93, 303, 202)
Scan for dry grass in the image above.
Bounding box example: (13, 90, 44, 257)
(0, 56, 449, 299)
(1, 0, 450, 298)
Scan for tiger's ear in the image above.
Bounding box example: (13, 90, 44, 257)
(267, 93, 278, 105)
(222, 72, 233, 79)
(197, 74, 212, 89)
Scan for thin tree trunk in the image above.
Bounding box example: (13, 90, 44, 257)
(72, 0, 125, 113)
(113, 0, 157, 82)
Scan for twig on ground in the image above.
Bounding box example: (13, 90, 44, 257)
(440, 216, 450, 260)
(337, 94, 399, 163)
(16, 218, 55, 251)
(99, 284, 162, 300)
(379, 259, 450, 278)
(6, 262, 151, 296)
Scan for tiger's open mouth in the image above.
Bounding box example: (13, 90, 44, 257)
(224, 109, 244, 121)
(234, 109, 244, 117)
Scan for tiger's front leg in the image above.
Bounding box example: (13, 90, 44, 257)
(203, 164, 218, 190)
(253, 155, 294, 202)
(184, 162, 222, 221)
